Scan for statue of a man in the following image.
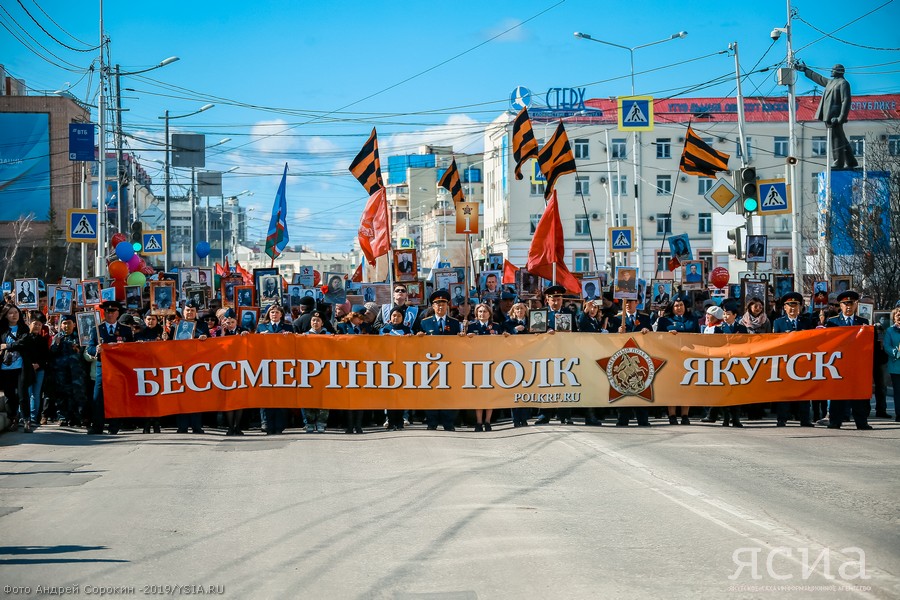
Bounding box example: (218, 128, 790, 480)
(796, 62, 858, 169)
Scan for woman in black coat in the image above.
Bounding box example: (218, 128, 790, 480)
(1, 306, 30, 431)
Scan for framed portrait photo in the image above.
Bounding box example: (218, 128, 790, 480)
(812, 280, 829, 310)
(185, 286, 208, 310)
(873, 310, 891, 331)
(581, 277, 601, 300)
(235, 285, 255, 308)
(257, 273, 282, 309)
(221, 275, 244, 308)
(75, 283, 84, 308)
(529, 308, 548, 333)
(81, 279, 101, 306)
(487, 252, 504, 272)
(667, 233, 693, 262)
(13, 278, 39, 310)
(773, 274, 795, 300)
(238, 306, 260, 332)
(196, 268, 213, 293)
(125, 285, 143, 310)
(322, 272, 347, 305)
(856, 301, 874, 324)
(100, 287, 116, 303)
(149, 280, 176, 316)
(746, 235, 768, 263)
(614, 266, 639, 300)
(830, 275, 852, 296)
(406, 282, 423, 306)
(741, 279, 768, 315)
(649, 279, 674, 311)
(554, 313, 572, 332)
(173, 320, 196, 341)
(51, 286, 75, 315)
(479, 270, 501, 300)
(517, 269, 541, 299)
(293, 266, 315, 287)
(61, 276, 79, 290)
(75, 311, 100, 346)
(393, 249, 418, 283)
(681, 261, 704, 290)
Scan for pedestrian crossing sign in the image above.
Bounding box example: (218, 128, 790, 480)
(609, 226, 635, 252)
(617, 96, 654, 131)
(142, 231, 165, 255)
(757, 179, 791, 215)
(66, 208, 98, 243)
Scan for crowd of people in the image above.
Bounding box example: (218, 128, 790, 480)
(0, 278, 896, 437)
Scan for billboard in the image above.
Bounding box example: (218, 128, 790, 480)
(0, 113, 51, 221)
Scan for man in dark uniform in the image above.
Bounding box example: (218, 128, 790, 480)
(417, 290, 461, 431)
(86, 300, 134, 434)
(771, 292, 815, 427)
(534, 285, 580, 425)
(373, 284, 421, 332)
(615, 298, 652, 427)
(824, 290, 873, 429)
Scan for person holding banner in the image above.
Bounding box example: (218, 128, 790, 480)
(615, 298, 652, 428)
(374, 285, 421, 333)
(658, 297, 698, 425)
(86, 301, 134, 435)
(720, 302, 749, 334)
(418, 290, 462, 431)
(467, 303, 503, 432)
(772, 292, 815, 428)
(704, 305, 743, 428)
(304, 312, 332, 433)
(338, 306, 369, 434)
(133, 313, 165, 434)
(504, 303, 530, 335)
(577, 300, 607, 426)
(824, 290, 873, 430)
(169, 300, 209, 434)
(534, 286, 578, 425)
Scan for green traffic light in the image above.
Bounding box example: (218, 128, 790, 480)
(132, 242, 142, 252)
(743, 197, 758, 212)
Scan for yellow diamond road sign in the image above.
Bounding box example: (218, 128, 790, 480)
(704, 178, 739, 214)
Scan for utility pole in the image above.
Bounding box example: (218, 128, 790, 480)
(96, 0, 107, 278)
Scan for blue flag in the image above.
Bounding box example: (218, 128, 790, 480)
(265, 163, 289, 260)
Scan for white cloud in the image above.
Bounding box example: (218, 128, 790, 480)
(482, 18, 530, 43)
(383, 114, 486, 157)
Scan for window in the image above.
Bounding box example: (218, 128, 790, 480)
(529, 213, 541, 234)
(575, 176, 590, 196)
(699, 250, 713, 274)
(850, 136, 865, 157)
(774, 136, 788, 157)
(812, 136, 827, 157)
(656, 213, 672, 235)
(698, 212, 712, 234)
(656, 175, 672, 196)
(614, 213, 628, 227)
(656, 251, 672, 272)
(889, 135, 900, 156)
(573, 252, 591, 273)
(611, 138, 627, 159)
(612, 175, 628, 196)
(697, 178, 713, 195)
(656, 138, 671, 159)
(462, 167, 482, 183)
(573, 139, 590, 159)
(530, 181, 545, 196)
(575, 214, 590, 236)
(736, 136, 753, 158)
(773, 250, 791, 271)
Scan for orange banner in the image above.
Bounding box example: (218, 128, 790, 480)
(101, 327, 873, 418)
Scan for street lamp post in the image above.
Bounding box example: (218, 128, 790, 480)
(223, 190, 252, 266)
(160, 103, 213, 270)
(574, 30, 687, 273)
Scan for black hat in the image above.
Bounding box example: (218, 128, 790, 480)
(544, 285, 566, 297)
(299, 296, 316, 308)
(500, 291, 517, 301)
(836, 290, 860, 302)
(722, 300, 741, 314)
(118, 313, 142, 328)
(780, 291, 803, 304)
(310, 310, 325, 320)
(429, 290, 451, 304)
(390, 306, 406, 317)
(99, 300, 123, 311)
(60, 314, 75, 323)
(221, 308, 236, 319)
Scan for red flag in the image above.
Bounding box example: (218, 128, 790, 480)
(358, 188, 391, 266)
(526, 190, 582, 294)
(351, 262, 363, 283)
(234, 261, 253, 286)
(502, 259, 518, 285)
(215, 262, 227, 277)
(667, 256, 683, 271)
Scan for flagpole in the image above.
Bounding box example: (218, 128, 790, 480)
(463, 232, 470, 328)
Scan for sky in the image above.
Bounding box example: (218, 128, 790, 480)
(2, 0, 898, 253)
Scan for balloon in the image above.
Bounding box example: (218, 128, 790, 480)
(126, 271, 146, 287)
(110, 232, 127, 249)
(112, 279, 126, 301)
(196, 241, 211, 259)
(115, 241, 135, 261)
(127, 254, 142, 272)
(710, 267, 730, 289)
(108, 260, 129, 280)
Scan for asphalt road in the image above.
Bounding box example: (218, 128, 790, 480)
(1, 415, 899, 600)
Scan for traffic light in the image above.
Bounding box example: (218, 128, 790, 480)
(727, 226, 745, 259)
(130, 220, 143, 252)
(740, 167, 758, 214)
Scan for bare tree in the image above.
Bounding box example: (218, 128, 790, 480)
(1, 213, 36, 283)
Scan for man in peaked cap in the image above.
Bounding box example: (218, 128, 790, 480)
(86, 300, 133, 434)
(418, 289, 462, 431)
(771, 292, 815, 427)
(824, 289, 872, 430)
(534, 285, 579, 425)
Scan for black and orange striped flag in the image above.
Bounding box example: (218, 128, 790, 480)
(679, 125, 730, 178)
(349, 128, 384, 194)
(438, 158, 465, 204)
(512, 107, 539, 180)
(537, 121, 576, 199)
